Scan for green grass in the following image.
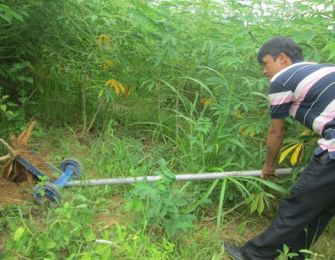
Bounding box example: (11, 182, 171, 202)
(1, 129, 334, 259)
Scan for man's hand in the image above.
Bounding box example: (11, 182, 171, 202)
(261, 163, 276, 179)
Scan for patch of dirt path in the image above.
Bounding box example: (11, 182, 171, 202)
(0, 176, 33, 206)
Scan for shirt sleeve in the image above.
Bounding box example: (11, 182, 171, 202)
(268, 81, 294, 119)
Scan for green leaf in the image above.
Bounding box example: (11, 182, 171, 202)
(257, 195, 265, 215)
(228, 139, 253, 159)
(322, 42, 335, 61)
(13, 227, 25, 241)
(250, 195, 258, 213)
(98, 89, 104, 98)
(17, 76, 33, 84)
(216, 179, 227, 229)
(85, 231, 96, 242)
(46, 240, 57, 249)
(0, 104, 7, 111)
(256, 178, 288, 194)
(0, 5, 24, 23)
(81, 252, 92, 260)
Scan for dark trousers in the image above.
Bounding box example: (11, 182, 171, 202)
(241, 152, 335, 260)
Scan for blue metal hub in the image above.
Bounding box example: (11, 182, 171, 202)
(60, 158, 83, 180)
(14, 154, 83, 205)
(33, 183, 61, 205)
(54, 158, 83, 188)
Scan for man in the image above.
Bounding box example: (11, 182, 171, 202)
(225, 36, 335, 259)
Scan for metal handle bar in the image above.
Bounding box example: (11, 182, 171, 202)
(64, 168, 292, 187)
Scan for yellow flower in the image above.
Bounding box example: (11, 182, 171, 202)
(101, 60, 113, 70)
(235, 111, 245, 119)
(200, 98, 214, 106)
(97, 34, 112, 49)
(105, 79, 126, 95)
(239, 128, 246, 136)
(124, 86, 131, 98)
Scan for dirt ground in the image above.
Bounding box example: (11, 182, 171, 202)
(0, 156, 52, 207)
(0, 176, 33, 206)
(0, 120, 53, 207)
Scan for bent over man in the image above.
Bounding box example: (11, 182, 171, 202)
(226, 37, 335, 259)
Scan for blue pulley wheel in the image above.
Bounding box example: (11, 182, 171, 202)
(33, 183, 61, 205)
(60, 157, 83, 180)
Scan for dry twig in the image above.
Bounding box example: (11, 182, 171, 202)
(0, 138, 15, 163)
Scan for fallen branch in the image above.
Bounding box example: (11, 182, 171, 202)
(0, 138, 15, 162)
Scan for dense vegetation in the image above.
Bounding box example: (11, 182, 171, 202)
(1, 0, 334, 258)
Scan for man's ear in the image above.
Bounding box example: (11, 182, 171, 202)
(278, 52, 292, 65)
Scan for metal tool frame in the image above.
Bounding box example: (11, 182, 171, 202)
(15, 156, 83, 205)
(15, 155, 292, 205)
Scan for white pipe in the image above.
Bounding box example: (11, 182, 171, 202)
(64, 168, 292, 187)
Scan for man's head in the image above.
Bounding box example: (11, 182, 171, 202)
(258, 37, 304, 80)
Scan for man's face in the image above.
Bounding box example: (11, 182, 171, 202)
(261, 54, 292, 80)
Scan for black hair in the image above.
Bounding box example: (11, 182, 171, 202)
(257, 36, 304, 64)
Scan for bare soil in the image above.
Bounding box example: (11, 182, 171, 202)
(0, 153, 56, 207)
(0, 175, 33, 206)
(0, 120, 57, 206)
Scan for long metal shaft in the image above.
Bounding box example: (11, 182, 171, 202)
(64, 168, 292, 187)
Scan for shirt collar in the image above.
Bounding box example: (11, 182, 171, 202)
(270, 61, 315, 82)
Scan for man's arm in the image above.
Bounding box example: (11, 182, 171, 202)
(262, 118, 285, 179)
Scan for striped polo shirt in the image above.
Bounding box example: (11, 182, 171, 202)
(268, 62, 335, 159)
